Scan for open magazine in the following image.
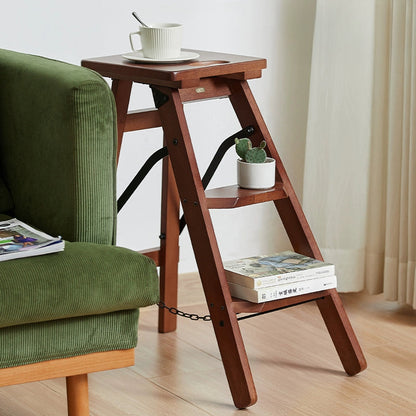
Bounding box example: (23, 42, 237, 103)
(0, 218, 64, 261)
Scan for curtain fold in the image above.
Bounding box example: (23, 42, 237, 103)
(303, 0, 375, 293)
(303, 0, 416, 308)
(380, 0, 416, 306)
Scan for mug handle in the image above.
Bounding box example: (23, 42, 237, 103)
(129, 30, 141, 52)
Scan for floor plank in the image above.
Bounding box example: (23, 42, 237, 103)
(1, 272, 416, 415)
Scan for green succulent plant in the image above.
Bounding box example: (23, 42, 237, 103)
(235, 138, 267, 163)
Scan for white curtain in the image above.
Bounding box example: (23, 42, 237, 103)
(303, 0, 416, 308)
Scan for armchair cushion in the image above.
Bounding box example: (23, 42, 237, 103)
(0, 241, 159, 329)
(0, 309, 140, 368)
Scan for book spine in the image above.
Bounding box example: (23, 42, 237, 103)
(225, 264, 335, 289)
(228, 275, 337, 303)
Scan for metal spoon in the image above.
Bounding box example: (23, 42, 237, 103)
(132, 12, 149, 27)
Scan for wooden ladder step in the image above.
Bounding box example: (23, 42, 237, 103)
(205, 183, 287, 209)
(231, 290, 331, 314)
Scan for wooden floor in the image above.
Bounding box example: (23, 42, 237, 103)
(1, 273, 416, 415)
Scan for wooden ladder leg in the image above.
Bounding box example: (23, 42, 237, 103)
(276, 199, 367, 374)
(66, 374, 89, 416)
(159, 142, 180, 333)
(228, 78, 367, 375)
(153, 86, 257, 408)
(110, 79, 181, 333)
(274, 198, 367, 374)
(317, 289, 367, 375)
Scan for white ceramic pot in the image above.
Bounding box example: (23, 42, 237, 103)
(237, 157, 276, 189)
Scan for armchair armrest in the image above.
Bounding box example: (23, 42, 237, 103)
(0, 49, 117, 244)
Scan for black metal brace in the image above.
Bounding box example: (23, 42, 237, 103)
(151, 86, 169, 108)
(117, 125, 255, 216)
(117, 146, 168, 212)
(179, 124, 255, 234)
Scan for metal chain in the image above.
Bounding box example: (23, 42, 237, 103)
(157, 301, 211, 321)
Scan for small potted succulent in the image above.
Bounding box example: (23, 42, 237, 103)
(235, 138, 276, 189)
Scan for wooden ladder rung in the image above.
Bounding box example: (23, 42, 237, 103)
(125, 108, 162, 132)
(205, 183, 287, 209)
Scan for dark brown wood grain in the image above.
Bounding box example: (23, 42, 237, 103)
(205, 184, 286, 209)
(82, 50, 266, 89)
(158, 151, 180, 333)
(82, 50, 366, 408)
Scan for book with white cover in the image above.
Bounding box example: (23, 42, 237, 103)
(224, 251, 335, 289)
(0, 218, 64, 262)
(228, 275, 337, 303)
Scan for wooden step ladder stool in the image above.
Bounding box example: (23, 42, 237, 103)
(82, 50, 367, 409)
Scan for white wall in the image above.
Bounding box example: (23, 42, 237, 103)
(1, 0, 316, 273)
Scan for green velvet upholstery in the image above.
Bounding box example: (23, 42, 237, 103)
(0, 241, 158, 329)
(0, 176, 13, 214)
(0, 48, 117, 244)
(0, 310, 140, 369)
(0, 49, 159, 369)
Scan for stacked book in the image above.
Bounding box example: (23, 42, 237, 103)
(224, 251, 336, 303)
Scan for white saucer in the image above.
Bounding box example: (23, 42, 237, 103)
(122, 50, 200, 64)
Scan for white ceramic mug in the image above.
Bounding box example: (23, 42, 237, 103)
(129, 23, 183, 59)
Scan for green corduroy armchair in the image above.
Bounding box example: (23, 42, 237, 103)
(0, 49, 159, 415)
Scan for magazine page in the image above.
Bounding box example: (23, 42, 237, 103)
(0, 218, 64, 261)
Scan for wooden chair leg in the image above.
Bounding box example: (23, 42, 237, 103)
(66, 374, 89, 416)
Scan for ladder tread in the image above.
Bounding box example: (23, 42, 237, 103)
(205, 183, 287, 209)
(231, 290, 331, 314)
